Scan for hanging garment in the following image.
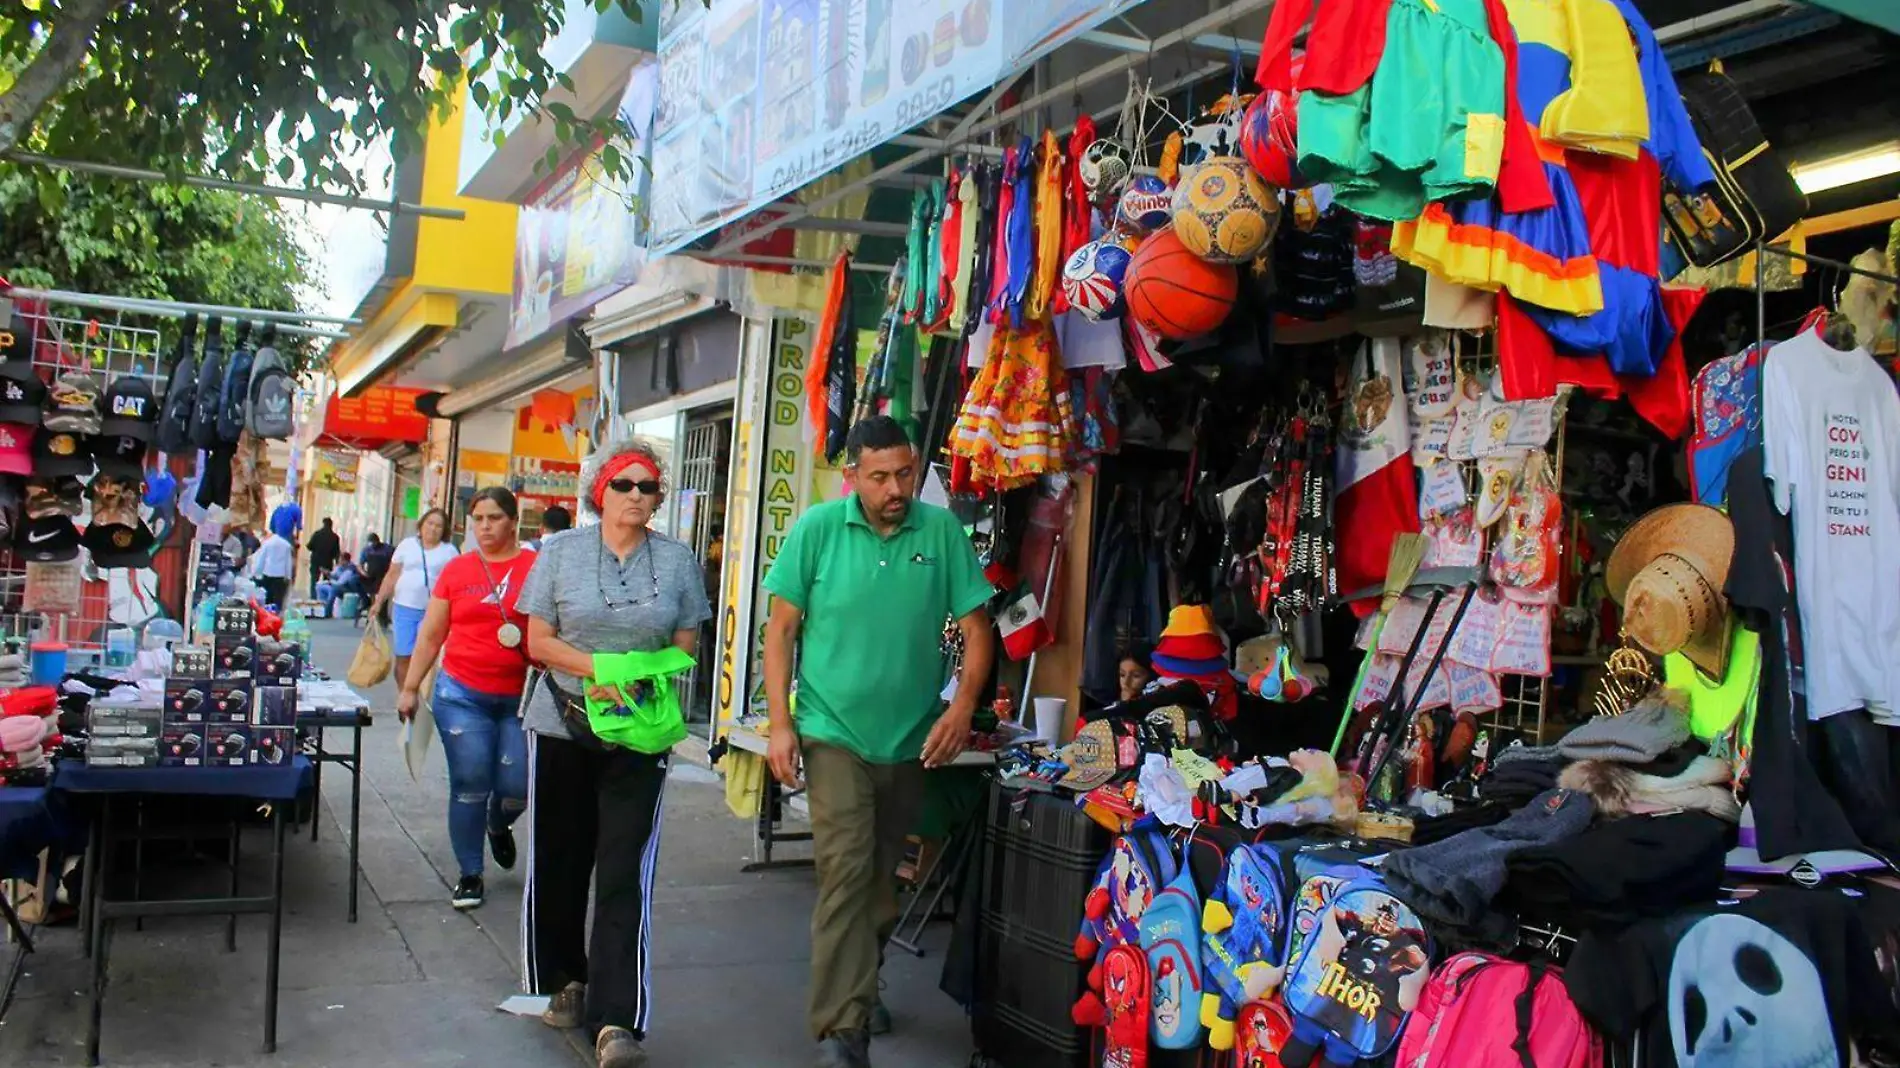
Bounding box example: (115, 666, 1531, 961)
(1334, 338, 1420, 615)
(1762, 330, 1900, 722)
(1058, 116, 1099, 311)
(1495, 286, 1699, 438)
(948, 319, 1069, 490)
(944, 170, 978, 334)
(900, 185, 932, 323)
(984, 152, 1015, 324)
(1027, 130, 1066, 322)
(1537, 0, 1648, 160)
(963, 164, 998, 340)
(920, 179, 946, 327)
(1685, 342, 1766, 506)
(994, 137, 1037, 328)
(927, 168, 962, 334)
(1294, 0, 1508, 222)
(1520, 0, 1715, 377)
(803, 251, 854, 458)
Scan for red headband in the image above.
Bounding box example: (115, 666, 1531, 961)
(591, 453, 659, 513)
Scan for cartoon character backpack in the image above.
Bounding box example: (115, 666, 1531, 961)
(1279, 873, 1433, 1068)
(1075, 820, 1177, 1027)
(1201, 841, 1295, 1050)
(1287, 864, 1367, 965)
(1139, 835, 1207, 1049)
(1101, 944, 1151, 1068)
(1394, 953, 1603, 1068)
(1236, 999, 1294, 1068)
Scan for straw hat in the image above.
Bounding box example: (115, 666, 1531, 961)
(1605, 504, 1735, 677)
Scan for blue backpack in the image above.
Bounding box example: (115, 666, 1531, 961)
(1073, 820, 1177, 1029)
(1139, 834, 1205, 1049)
(1280, 871, 1434, 1067)
(1199, 840, 1294, 1050)
(217, 321, 255, 444)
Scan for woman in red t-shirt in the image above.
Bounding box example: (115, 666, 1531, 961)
(397, 487, 537, 910)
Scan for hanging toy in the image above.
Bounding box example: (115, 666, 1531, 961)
(1061, 232, 1139, 322)
(1172, 156, 1280, 265)
(1080, 139, 1133, 202)
(1176, 93, 1253, 180)
(1116, 175, 1175, 234)
(1239, 87, 1304, 189)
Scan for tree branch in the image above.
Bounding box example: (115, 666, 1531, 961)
(0, 0, 127, 155)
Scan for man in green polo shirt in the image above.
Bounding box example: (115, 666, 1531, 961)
(762, 416, 995, 1068)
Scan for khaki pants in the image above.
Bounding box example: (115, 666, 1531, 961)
(803, 740, 926, 1040)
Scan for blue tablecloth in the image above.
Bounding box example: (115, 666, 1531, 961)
(52, 755, 314, 801)
(0, 786, 59, 880)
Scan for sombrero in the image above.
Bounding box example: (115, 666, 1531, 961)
(1605, 504, 1735, 677)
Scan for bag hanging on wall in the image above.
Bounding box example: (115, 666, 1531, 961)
(1662, 64, 1808, 269)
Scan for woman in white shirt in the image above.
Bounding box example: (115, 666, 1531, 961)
(370, 508, 460, 691)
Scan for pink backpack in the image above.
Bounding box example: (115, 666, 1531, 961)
(1396, 953, 1602, 1068)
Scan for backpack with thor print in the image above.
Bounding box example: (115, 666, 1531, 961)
(1279, 872, 1433, 1067)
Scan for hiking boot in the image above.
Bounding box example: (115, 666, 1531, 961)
(595, 1026, 648, 1068)
(869, 999, 892, 1036)
(541, 981, 584, 1029)
(489, 826, 517, 871)
(814, 1029, 871, 1068)
(450, 875, 484, 910)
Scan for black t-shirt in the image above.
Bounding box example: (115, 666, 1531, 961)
(1723, 445, 1866, 859)
(307, 528, 340, 570)
(1565, 887, 1894, 1068)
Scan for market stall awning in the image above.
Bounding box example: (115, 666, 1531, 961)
(319, 387, 431, 452)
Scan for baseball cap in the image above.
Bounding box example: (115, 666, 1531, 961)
(1056, 721, 1121, 792)
(93, 431, 148, 478)
(0, 365, 45, 424)
(16, 515, 78, 562)
(0, 423, 32, 476)
(31, 429, 93, 478)
(83, 517, 157, 569)
(42, 371, 103, 435)
(99, 377, 158, 440)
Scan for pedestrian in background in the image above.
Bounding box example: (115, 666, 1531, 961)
(248, 527, 294, 610)
(517, 437, 711, 1068)
(371, 509, 458, 693)
(396, 488, 536, 910)
(762, 416, 995, 1068)
(306, 516, 342, 597)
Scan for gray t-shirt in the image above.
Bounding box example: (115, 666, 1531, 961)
(516, 526, 712, 738)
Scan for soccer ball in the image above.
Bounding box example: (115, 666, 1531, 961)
(1115, 175, 1174, 233)
(1171, 156, 1280, 264)
(1060, 234, 1137, 322)
(1079, 139, 1133, 201)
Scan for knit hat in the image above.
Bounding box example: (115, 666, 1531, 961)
(1557, 690, 1692, 764)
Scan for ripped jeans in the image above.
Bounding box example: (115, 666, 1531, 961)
(432, 672, 529, 878)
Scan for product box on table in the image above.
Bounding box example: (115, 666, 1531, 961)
(159, 724, 206, 767)
(256, 640, 302, 684)
(171, 644, 213, 680)
(204, 726, 252, 767)
(252, 684, 295, 727)
(250, 726, 293, 766)
(214, 633, 256, 679)
(90, 704, 164, 739)
(213, 602, 255, 637)
(88, 736, 158, 767)
(206, 679, 252, 725)
(164, 678, 212, 723)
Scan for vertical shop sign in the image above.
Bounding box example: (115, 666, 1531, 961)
(714, 323, 771, 734)
(748, 316, 815, 714)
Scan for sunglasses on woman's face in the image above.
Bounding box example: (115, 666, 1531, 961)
(608, 477, 662, 496)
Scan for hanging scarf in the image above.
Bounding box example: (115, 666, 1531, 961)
(804, 250, 851, 453)
(921, 177, 947, 327)
(947, 170, 979, 335)
(997, 136, 1036, 328)
(986, 148, 1017, 325)
(1056, 116, 1098, 316)
(1027, 130, 1066, 323)
(859, 261, 909, 425)
(901, 186, 932, 323)
(965, 163, 1000, 339)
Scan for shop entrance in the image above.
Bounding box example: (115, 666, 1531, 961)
(677, 404, 733, 739)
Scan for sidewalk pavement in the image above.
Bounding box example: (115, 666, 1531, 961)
(0, 619, 975, 1067)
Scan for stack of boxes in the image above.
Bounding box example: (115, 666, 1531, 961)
(149, 603, 298, 768)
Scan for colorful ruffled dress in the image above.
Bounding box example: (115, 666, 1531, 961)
(949, 319, 1072, 490)
(1390, 0, 1611, 316)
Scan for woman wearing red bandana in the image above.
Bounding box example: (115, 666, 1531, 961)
(514, 437, 712, 1068)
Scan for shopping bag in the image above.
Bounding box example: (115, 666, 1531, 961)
(347, 617, 393, 688)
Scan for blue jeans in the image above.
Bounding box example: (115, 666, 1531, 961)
(432, 672, 528, 878)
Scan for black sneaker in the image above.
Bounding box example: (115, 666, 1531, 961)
(451, 875, 484, 910)
(489, 827, 517, 871)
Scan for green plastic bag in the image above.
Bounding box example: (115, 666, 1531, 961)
(584, 648, 696, 754)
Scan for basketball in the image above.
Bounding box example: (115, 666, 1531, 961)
(1124, 230, 1239, 339)
(1171, 156, 1280, 264)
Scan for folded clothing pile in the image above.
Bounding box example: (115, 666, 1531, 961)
(1384, 788, 1596, 933)
(0, 652, 26, 690)
(0, 684, 60, 782)
(1502, 811, 1733, 931)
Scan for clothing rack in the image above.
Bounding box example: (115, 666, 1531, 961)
(5, 286, 354, 341)
(1752, 240, 1900, 353)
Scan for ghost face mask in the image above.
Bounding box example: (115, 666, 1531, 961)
(1667, 913, 1835, 1068)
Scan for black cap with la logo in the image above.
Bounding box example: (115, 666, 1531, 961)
(0, 363, 45, 424)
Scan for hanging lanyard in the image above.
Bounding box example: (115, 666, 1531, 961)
(474, 552, 524, 649)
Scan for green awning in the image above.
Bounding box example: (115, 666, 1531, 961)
(1803, 1, 1900, 34)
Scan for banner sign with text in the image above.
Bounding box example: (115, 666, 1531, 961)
(647, 0, 1144, 253)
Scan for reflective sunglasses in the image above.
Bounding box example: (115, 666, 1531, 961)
(607, 477, 662, 496)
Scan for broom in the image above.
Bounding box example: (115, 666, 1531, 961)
(1328, 532, 1430, 757)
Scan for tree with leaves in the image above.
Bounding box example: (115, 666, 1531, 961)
(0, 0, 649, 192)
(0, 169, 317, 370)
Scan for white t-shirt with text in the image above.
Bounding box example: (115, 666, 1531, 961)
(1763, 331, 1900, 721)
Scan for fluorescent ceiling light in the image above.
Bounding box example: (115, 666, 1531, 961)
(1793, 141, 1900, 195)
